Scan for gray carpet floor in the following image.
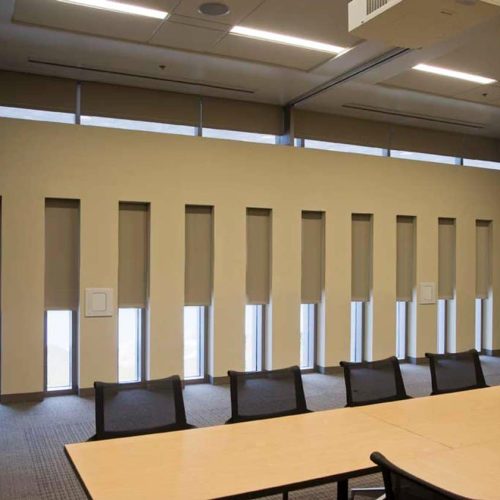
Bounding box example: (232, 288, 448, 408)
(2, 358, 500, 499)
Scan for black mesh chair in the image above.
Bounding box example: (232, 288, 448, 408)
(370, 451, 468, 499)
(340, 356, 410, 407)
(341, 357, 410, 499)
(226, 366, 310, 424)
(90, 375, 194, 441)
(425, 349, 487, 395)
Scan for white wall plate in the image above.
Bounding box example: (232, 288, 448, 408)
(85, 288, 113, 317)
(419, 282, 436, 304)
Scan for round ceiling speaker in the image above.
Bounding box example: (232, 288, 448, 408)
(198, 2, 230, 16)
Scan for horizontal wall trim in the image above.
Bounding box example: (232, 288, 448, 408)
(315, 365, 343, 375)
(78, 387, 95, 398)
(209, 375, 230, 385)
(482, 349, 500, 357)
(406, 356, 428, 365)
(0, 391, 44, 404)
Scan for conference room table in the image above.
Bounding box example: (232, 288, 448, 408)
(65, 386, 500, 499)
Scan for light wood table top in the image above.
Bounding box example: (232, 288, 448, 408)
(65, 407, 446, 500)
(358, 386, 500, 449)
(379, 438, 500, 499)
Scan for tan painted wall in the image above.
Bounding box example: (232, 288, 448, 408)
(1, 118, 500, 395)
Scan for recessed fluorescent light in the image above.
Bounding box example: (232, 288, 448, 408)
(413, 63, 496, 85)
(230, 26, 347, 54)
(57, 0, 168, 19)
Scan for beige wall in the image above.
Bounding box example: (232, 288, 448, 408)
(1, 118, 500, 395)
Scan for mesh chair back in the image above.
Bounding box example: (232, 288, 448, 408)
(340, 357, 409, 407)
(227, 366, 309, 423)
(425, 349, 487, 395)
(93, 376, 192, 440)
(371, 452, 468, 500)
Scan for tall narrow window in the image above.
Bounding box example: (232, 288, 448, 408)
(246, 208, 271, 371)
(301, 211, 324, 369)
(300, 304, 316, 369)
(351, 214, 373, 362)
(396, 216, 415, 360)
(437, 218, 456, 353)
(184, 206, 213, 380)
(45, 199, 80, 392)
(118, 203, 149, 383)
(184, 306, 206, 379)
(476, 220, 492, 351)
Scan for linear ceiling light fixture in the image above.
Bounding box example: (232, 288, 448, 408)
(57, 0, 168, 19)
(230, 26, 347, 54)
(413, 63, 496, 85)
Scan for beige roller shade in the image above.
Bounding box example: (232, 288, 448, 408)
(45, 199, 80, 310)
(351, 214, 373, 302)
(476, 220, 492, 299)
(185, 206, 213, 306)
(294, 109, 500, 162)
(301, 211, 324, 304)
(396, 216, 416, 302)
(438, 218, 456, 300)
(246, 208, 271, 305)
(202, 97, 284, 135)
(118, 203, 149, 308)
(0, 71, 76, 113)
(81, 82, 200, 126)
(294, 109, 390, 148)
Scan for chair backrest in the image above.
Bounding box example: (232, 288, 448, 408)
(93, 375, 191, 440)
(340, 356, 409, 407)
(425, 349, 487, 395)
(227, 366, 309, 423)
(370, 451, 468, 500)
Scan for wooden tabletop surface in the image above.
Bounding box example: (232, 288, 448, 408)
(65, 406, 446, 499)
(359, 385, 500, 448)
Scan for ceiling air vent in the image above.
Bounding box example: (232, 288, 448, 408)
(367, 0, 390, 15)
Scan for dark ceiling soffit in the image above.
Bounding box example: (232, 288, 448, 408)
(27, 58, 255, 94)
(343, 103, 485, 129)
(286, 47, 412, 107)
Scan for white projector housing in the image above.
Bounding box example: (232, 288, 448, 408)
(349, 0, 500, 48)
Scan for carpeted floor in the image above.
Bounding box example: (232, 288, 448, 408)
(2, 357, 500, 499)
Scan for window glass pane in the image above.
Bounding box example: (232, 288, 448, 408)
(437, 299, 447, 354)
(463, 159, 500, 170)
(304, 139, 385, 156)
(0, 105, 74, 124)
(350, 302, 364, 362)
(184, 306, 204, 379)
(396, 302, 407, 360)
(245, 305, 263, 371)
(475, 298, 483, 352)
(390, 150, 457, 165)
(81, 116, 196, 136)
(300, 304, 315, 369)
(203, 128, 276, 144)
(46, 310, 72, 391)
(118, 308, 141, 383)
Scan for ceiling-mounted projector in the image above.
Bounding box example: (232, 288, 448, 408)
(349, 0, 500, 48)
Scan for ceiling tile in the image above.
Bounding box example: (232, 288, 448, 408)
(454, 85, 500, 107)
(13, 0, 175, 42)
(212, 33, 334, 71)
(430, 19, 500, 82)
(150, 17, 226, 52)
(380, 69, 478, 98)
(173, 0, 264, 26)
(236, 0, 359, 48)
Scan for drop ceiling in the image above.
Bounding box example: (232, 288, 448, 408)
(1, 0, 500, 137)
